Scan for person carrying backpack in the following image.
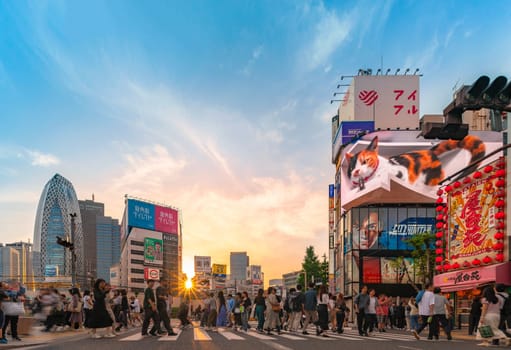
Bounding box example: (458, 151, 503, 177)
(288, 285, 304, 332)
(495, 284, 511, 342)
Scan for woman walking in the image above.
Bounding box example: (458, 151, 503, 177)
(83, 290, 93, 328)
(89, 279, 115, 338)
(254, 289, 266, 333)
(215, 291, 228, 330)
(68, 288, 83, 330)
(477, 286, 509, 346)
(264, 287, 281, 335)
(241, 291, 252, 332)
(335, 293, 347, 334)
(317, 285, 330, 337)
(408, 296, 419, 332)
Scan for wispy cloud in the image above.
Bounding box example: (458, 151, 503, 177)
(24, 149, 60, 167)
(241, 45, 264, 76)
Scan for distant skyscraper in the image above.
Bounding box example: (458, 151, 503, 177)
(33, 174, 84, 285)
(230, 252, 249, 282)
(0, 245, 20, 281)
(79, 199, 120, 282)
(5, 241, 33, 284)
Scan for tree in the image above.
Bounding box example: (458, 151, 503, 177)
(297, 246, 326, 287)
(405, 232, 436, 289)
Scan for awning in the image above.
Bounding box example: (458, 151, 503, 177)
(434, 262, 511, 292)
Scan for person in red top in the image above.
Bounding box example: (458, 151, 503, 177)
(376, 294, 389, 332)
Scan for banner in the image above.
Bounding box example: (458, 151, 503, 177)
(144, 237, 163, 266)
(212, 264, 227, 277)
(128, 199, 155, 231)
(362, 257, 417, 284)
(155, 205, 178, 234)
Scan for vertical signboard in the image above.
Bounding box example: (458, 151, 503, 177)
(144, 237, 163, 266)
(329, 184, 335, 249)
(195, 256, 212, 273)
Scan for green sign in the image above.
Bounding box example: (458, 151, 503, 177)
(144, 237, 163, 266)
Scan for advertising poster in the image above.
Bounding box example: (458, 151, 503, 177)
(194, 256, 212, 273)
(339, 131, 502, 212)
(248, 265, 262, 284)
(144, 237, 163, 266)
(332, 121, 375, 162)
(155, 205, 178, 234)
(447, 158, 505, 263)
(362, 257, 417, 284)
(128, 199, 155, 231)
(212, 264, 227, 277)
(144, 267, 160, 281)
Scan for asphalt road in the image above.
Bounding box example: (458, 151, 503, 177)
(24, 325, 492, 350)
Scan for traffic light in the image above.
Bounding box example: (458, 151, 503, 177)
(56, 236, 74, 250)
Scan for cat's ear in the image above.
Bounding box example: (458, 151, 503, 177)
(346, 153, 353, 162)
(367, 136, 378, 152)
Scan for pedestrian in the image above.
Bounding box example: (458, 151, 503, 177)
(477, 286, 509, 346)
(200, 293, 210, 328)
(129, 295, 141, 326)
(68, 288, 83, 330)
(365, 288, 378, 334)
(317, 285, 329, 337)
(89, 279, 115, 338)
(83, 290, 93, 328)
(263, 287, 281, 335)
(430, 287, 452, 340)
(328, 293, 337, 331)
(156, 279, 177, 336)
(206, 292, 217, 331)
(302, 282, 318, 335)
(495, 283, 511, 339)
(354, 285, 369, 336)
(141, 279, 161, 336)
(104, 284, 119, 335)
(0, 287, 7, 344)
(233, 293, 242, 330)
(215, 291, 228, 330)
(0, 281, 23, 341)
(412, 283, 434, 340)
(226, 294, 235, 327)
(241, 291, 252, 332)
(408, 296, 419, 332)
(335, 293, 347, 334)
(117, 290, 129, 331)
(253, 288, 266, 333)
(377, 293, 389, 332)
(468, 296, 482, 336)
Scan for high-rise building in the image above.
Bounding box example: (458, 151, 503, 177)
(79, 200, 120, 282)
(230, 252, 249, 282)
(0, 245, 20, 281)
(5, 241, 33, 284)
(120, 197, 182, 294)
(33, 174, 85, 286)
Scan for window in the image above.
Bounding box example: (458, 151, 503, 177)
(130, 259, 144, 265)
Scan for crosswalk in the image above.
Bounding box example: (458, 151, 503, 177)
(115, 325, 463, 343)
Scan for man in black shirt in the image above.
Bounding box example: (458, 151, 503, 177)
(141, 279, 161, 336)
(156, 279, 177, 336)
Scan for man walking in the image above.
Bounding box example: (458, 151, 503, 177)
(302, 282, 318, 335)
(156, 279, 177, 336)
(141, 279, 161, 336)
(354, 285, 369, 336)
(430, 287, 452, 340)
(412, 283, 435, 340)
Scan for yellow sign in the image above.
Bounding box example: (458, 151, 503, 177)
(212, 264, 226, 275)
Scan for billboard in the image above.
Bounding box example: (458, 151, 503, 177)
(247, 265, 262, 284)
(144, 237, 163, 266)
(194, 256, 212, 273)
(446, 158, 506, 264)
(127, 199, 179, 235)
(332, 121, 375, 162)
(144, 267, 160, 281)
(339, 131, 502, 212)
(362, 257, 417, 284)
(45, 265, 58, 277)
(212, 264, 227, 277)
(155, 205, 178, 234)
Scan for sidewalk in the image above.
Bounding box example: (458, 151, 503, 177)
(0, 326, 89, 349)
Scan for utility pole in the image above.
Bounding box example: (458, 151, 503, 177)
(70, 213, 77, 287)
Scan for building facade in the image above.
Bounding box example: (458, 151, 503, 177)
(5, 241, 32, 284)
(33, 174, 85, 286)
(0, 246, 20, 281)
(282, 270, 301, 292)
(230, 252, 249, 282)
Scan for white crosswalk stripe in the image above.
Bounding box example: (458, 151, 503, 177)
(119, 329, 182, 341)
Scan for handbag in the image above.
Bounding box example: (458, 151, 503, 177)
(272, 304, 281, 312)
(74, 301, 83, 313)
(479, 325, 494, 338)
(1, 301, 26, 316)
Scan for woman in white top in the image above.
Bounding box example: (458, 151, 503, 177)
(129, 296, 141, 326)
(317, 285, 330, 337)
(477, 286, 509, 346)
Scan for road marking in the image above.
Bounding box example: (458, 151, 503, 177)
(264, 342, 295, 350)
(158, 330, 182, 341)
(120, 333, 145, 341)
(398, 346, 423, 350)
(278, 333, 307, 340)
(219, 331, 246, 340)
(245, 330, 276, 340)
(194, 327, 212, 341)
(325, 333, 364, 341)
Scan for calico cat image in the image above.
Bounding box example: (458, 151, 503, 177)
(346, 135, 485, 190)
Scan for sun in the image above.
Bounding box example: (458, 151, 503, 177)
(185, 279, 193, 289)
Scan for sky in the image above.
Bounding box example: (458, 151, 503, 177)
(1, 0, 511, 282)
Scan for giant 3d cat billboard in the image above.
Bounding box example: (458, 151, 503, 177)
(338, 131, 503, 211)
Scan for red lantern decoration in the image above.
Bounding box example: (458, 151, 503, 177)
(445, 185, 453, 193)
(436, 205, 444, 212)
(436, 197, 443, 204)
(497, 160, 506, 168)
(453, 181, 461, 188)
(496, 253, 505, 262)
(496, 179, 506, 187)
(435, 265, 443, 271)
(435, 240, 443, 247)
(463, 261, 471, 268)
(484, 165, 494, 173)
(497, 222, 505, 229)
(495, 211, 505, 220)
(496, 200, 505, 208)
(483, 256, 492, 264)
(452, 262, 460, 269)
(472, 259, 481, 266)
(436, 214, 444, 221)
(473, 171, 482, 179)
(496, 190, 506, 198)
(496, 169, 506, 177)
(436, 222, 444, 229)
(463, 177, 471, 184)
(436, 189, 444, 196)
(444, 263, 451, 270)
(435, 256, 443, 263)
(495, 232, 505, 240)
(436, 232, 444, 238)
(435, 248, 443, 255)
(493, 242, 504, 251)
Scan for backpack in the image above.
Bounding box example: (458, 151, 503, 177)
(284, 296, 291, 313)
(498, 293, 511, 317)
(415, 290, 425, 304)
(291, 292, 303, 312)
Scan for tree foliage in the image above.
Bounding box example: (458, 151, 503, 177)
(297, 246, 328, 287)
(404, 232, 436, 288)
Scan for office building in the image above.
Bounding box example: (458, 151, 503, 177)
(230, 252, 249, 282)
(5, 241, 32, 284)
(0, 245, 20, 281)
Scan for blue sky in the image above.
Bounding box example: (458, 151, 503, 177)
(1, 0, 510, 279)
